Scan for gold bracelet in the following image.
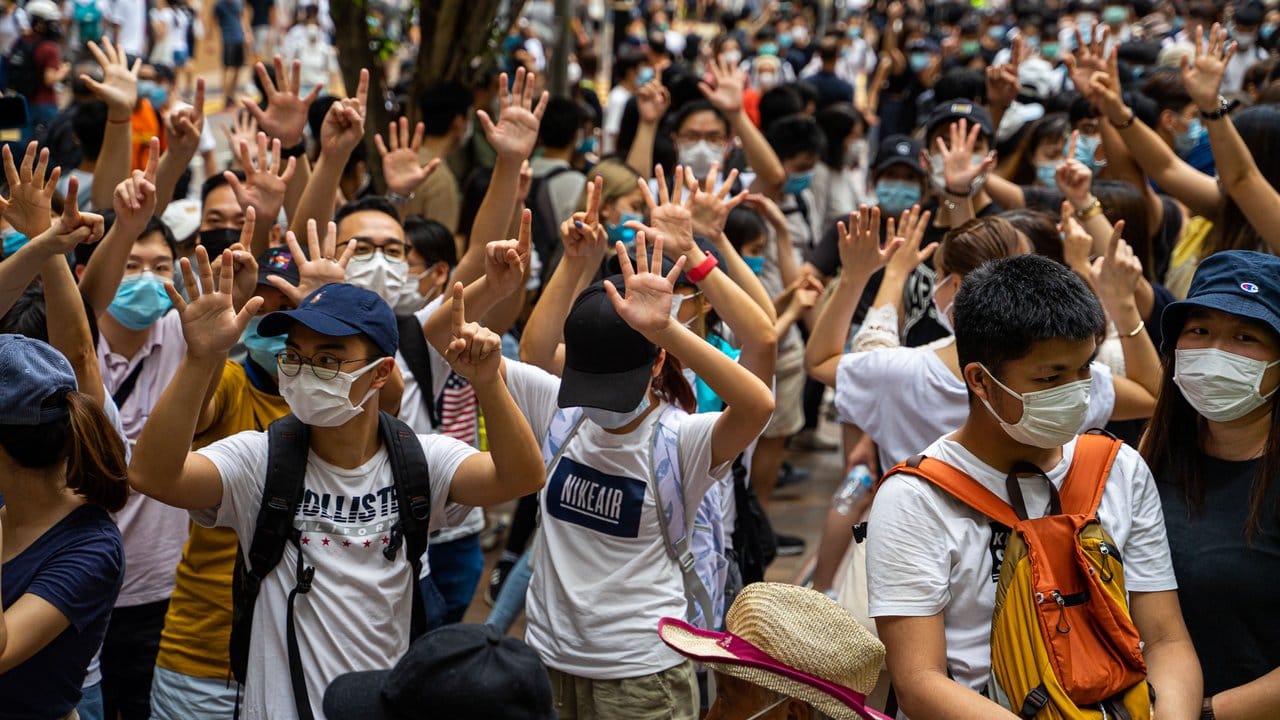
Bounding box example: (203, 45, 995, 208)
(1121, 320, 1145, 338)
(1077, 202, 1104, 222)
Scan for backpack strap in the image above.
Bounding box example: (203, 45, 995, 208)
(1058, 430, 1124, 517)
(396, 314, 438, 428)
(888, 455, 1022, 529)
(647, 405, 716, 628)
(377, 411, 432, 639)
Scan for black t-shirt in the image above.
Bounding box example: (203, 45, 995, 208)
(248, 0, 273, 27)
(1158, 456, 1280, 695)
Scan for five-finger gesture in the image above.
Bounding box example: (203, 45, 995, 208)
(883, 205, 935, 280)
(560, 176, 608, 258)
(1183, 23, 1233, 112)
(699, 57, 746, 115)
(320, 68, 370, 157)
(166, 79, 207, 162)
(376, 117, 441, 196)
(270, 219, 354, 303)
(635, 77, 671, 124)
(39, 177, 105, 255)
(167, 245, 263, 360)
(444, 282, 503, 382)
(684, 165, 747, 239)
(112, 138, 160, 236)
(226, 133, 296, 224)
(1, 142, 62, 236)
(242, 56, 322, 146)
(630, 164, 695, 257)
(209, 209, 259, 307)
(935, 119, 995, 195)
(485, 209, 531, 297)
(1091, 220, 1142, 305)
(479, 68, 550, 161)
(81, 38, 140, 118)
(605, 231, 687, 337)
(836, 205, 902, 278)
(224, 111, 260, 163)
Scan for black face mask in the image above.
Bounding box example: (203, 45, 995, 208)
(199, 227, 239, 258)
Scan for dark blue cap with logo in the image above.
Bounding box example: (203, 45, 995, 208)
(259, 283, 399, 357)
(1160, 250, 1280, 353)
(0, 334, 78, 425)
(925, 100, 995, 139)
(873, 134, 925, 176)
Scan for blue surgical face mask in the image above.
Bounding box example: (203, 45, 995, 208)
(576, 134, 597, 156)
(1074, 133, 1106, 173)
(875, 178, 922, 216)
(138, 79, 168, 108)
(107, 272, 173, 330)
(742, 254, 765, 275)
(782, 170, 814, 195)
(778, 32, 794, 48)
(1, 227, 29, 257)
(909, 52, 931, 72)
(243, 316, 286, 377)
(607, 210, 644, 247)
(1035, 160, 1062, 188)
(1175, 117, 1204, 155)
(637, 66, 655, 85)
(988, 26, 1007, 42)
(758, 42, 779, 57)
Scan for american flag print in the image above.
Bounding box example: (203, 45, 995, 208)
(435, 371, 478, 444)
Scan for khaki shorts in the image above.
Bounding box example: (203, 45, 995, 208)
(548, 661, 698, 720)
(764, 344, 806, 439)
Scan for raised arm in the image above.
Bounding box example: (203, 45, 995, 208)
(80, 39, 139, 211)
(78, 141, 159, 316)
(1091, 221, 1162, 402)
(154, 79, 207, 214)
(626, 79, 671, 179)
(0, 174, 103, 319)
(224, 133, 297, 258)
(866, 206, 936, 339)
(376, 117, 441, 218)
(41, 201, 107, 407)
(128, 247, 263, 510)
(699, 59, 786, 195)
(936, 119, 997, 227)
(288, 68, 369, 238)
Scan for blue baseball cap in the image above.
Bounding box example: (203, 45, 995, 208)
(259, 283, 399, 357)
(1160, 250, 1280, 353)
(0, 334, 78, 425)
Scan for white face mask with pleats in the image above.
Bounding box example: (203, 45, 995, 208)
(279, 359, 383, 427)
(1174, 348, 1280, 422)
(978, 363, 1091, 449)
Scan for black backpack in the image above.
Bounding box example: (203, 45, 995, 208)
(6, 36, 45, 100)
(729, 453, 777, 584)
(396, 314, 437, 427)
(229, 412, 433, 720)
(527, 165, 578, 289)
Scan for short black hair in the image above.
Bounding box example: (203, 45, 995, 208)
(953, 254, 1105, 376)
(670, 100, 729, 137)
(1141, 68, 1193, 115)
(539, 96, 583, 149)
(933, 68, 986, 104)
(419, 83, 473, 136)
(723, 206, 768, 253)
(404, 216, 457, 267)
(765, 113, 826, 162)
(334, 196, 401, 227)
(141, 216, 179, 260)
(72, 101, 108, 160)
(202, 170, 245, 204)
(758, 85, 804, 133)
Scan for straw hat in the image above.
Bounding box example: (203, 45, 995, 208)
(658, 582, 890, 720)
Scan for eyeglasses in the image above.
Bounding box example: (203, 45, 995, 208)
(275, 350, 382, 380)
(351, 242, 407, 262)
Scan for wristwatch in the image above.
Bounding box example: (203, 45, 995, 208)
(386, 190, 415, 205)
(1200, 95, 1239, 121)
(1201, 696, 1215, 720)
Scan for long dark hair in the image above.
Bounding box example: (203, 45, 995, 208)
(1139, 335, 1280, 542)
(0, 391, 130, 512)
(653, 352, 697, 413)
(1210, 105, 1280, 256)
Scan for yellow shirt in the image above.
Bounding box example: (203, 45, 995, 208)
(155, 361, 290, 679)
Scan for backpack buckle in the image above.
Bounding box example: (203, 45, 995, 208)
(408, 494, 431, 522)
(677, 550, 696, 574)
(1019, 684, 1050, 719)
(383, 524, 405, 561)
(296, 565, 315, 594)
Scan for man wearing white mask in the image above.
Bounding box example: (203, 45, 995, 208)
(1224, 3, 1269, 91)
(282, 3, 337, 97)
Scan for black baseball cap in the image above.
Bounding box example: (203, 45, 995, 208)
(924, 100, 995, 139)
(1160, 250, 1280, 353)
(323, 624, 554, 720)
(873, 134, 925, 176)
(559, 276, 658, 412)
(259, 282, 399, 357)
(256, 246, 300, 289)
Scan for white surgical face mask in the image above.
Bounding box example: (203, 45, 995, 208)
(978, 363, 1091, 449)
(346, 252, 407, 302)
(721, 49, 742, 67)
(845, 138, 868, 168)
(393, 271, 432, 313)
(933, 275, 955, 334)
(581, 394, 652, 430)
(929, 152, 984, 191)
(279, 359, 384, 427)
(677, 140, 725, 179)
(1174, 348, 1280, 422)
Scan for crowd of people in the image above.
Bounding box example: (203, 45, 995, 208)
(1, 0, 1279, 718)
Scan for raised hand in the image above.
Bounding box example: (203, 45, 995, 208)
(225, 133, 296, 225)
(627, 164, 695, 258)
(81, 38, 140, 118)
(1090, 220, 1142, 306)
(1054, 133, 1095, 208)
(268, 218, 354, 304)
(1183, 23, 1234, 112)
(515, 159, 534, 205)
(684, 164, 747, 239)
(443, 282, 503, 382)
(604, 230, 687, 337)
(375, 117, 440, 197)
(986, 39, 1022, 109)
(936, 119, 996, 195)
(741, 192, 788, 232)
(241, 56, 322, 146)
(836, 205, 903, 278)
(167, 245, 263, 360)
(698, 57, 746, 115)
(1088, 47, 1129, 123)
(223, 111, 260, 165)
(793, 275, 825, 310)
(560, 175, 608, 258)
(635, 77, 671, 124)
(112, 138, 160, 236)
(1059, 201, 1095, 276)
(485, 208, 531, 297)
(882, 205, 935, 279)
(36, 177, 105, 254)
(1, 142, 62, 236)
(208, 208, 258, 307)
(165, 78, 206, 162)
(320, 68, 369, 157)
(478, 68, 550, 161)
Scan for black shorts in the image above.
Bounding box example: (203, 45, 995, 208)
(222, 40, 245, 68)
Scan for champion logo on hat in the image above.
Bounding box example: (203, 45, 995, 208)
(895, 141, 910, 155)
(1242, 282, 1260, 293)
(950, 102, 973, 113)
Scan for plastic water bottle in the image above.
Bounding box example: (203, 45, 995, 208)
(832, 464, 874, 516)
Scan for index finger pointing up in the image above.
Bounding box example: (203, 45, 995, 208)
(450, 282, 466, 334)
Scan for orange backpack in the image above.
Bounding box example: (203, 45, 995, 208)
(889, 432, 1153, 719)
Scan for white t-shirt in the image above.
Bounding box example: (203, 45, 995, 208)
(834, 339, 1116, 472)
(866, 435, 1177, 694)
(193, 430, 476, 720)
(522, 370, 731, 679)
(107, 0, 147, 56)
(601, 85, 632, 155)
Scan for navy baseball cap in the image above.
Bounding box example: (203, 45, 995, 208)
(259, 283, 399, 357)
(1160, 250, 1280, 353)
(559, 276, 658, 412)
(873, 134, 925, 176)
(925, 101, 995, 139)
(323, 624, 554, 720)
(0, 335, 78, 425)
(256, 246, 300, 289)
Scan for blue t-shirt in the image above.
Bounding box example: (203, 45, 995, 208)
(0, 504, 124, 720)
(214, 0, 245, 44)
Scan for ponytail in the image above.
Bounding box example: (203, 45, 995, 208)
(64, 392, 130, 512)
(653, 352, 697, 413)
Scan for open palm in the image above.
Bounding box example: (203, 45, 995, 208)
(606, 232, 686, 336)
(2, 142, 60, 237)
(479, 68, 549, 160)
(376, 118, 440, 196)
(1182, 24, 1232, 110)
(242, 56, 321, 146)
(169, 247, 262, 359)
(82, 38, 139, 115)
